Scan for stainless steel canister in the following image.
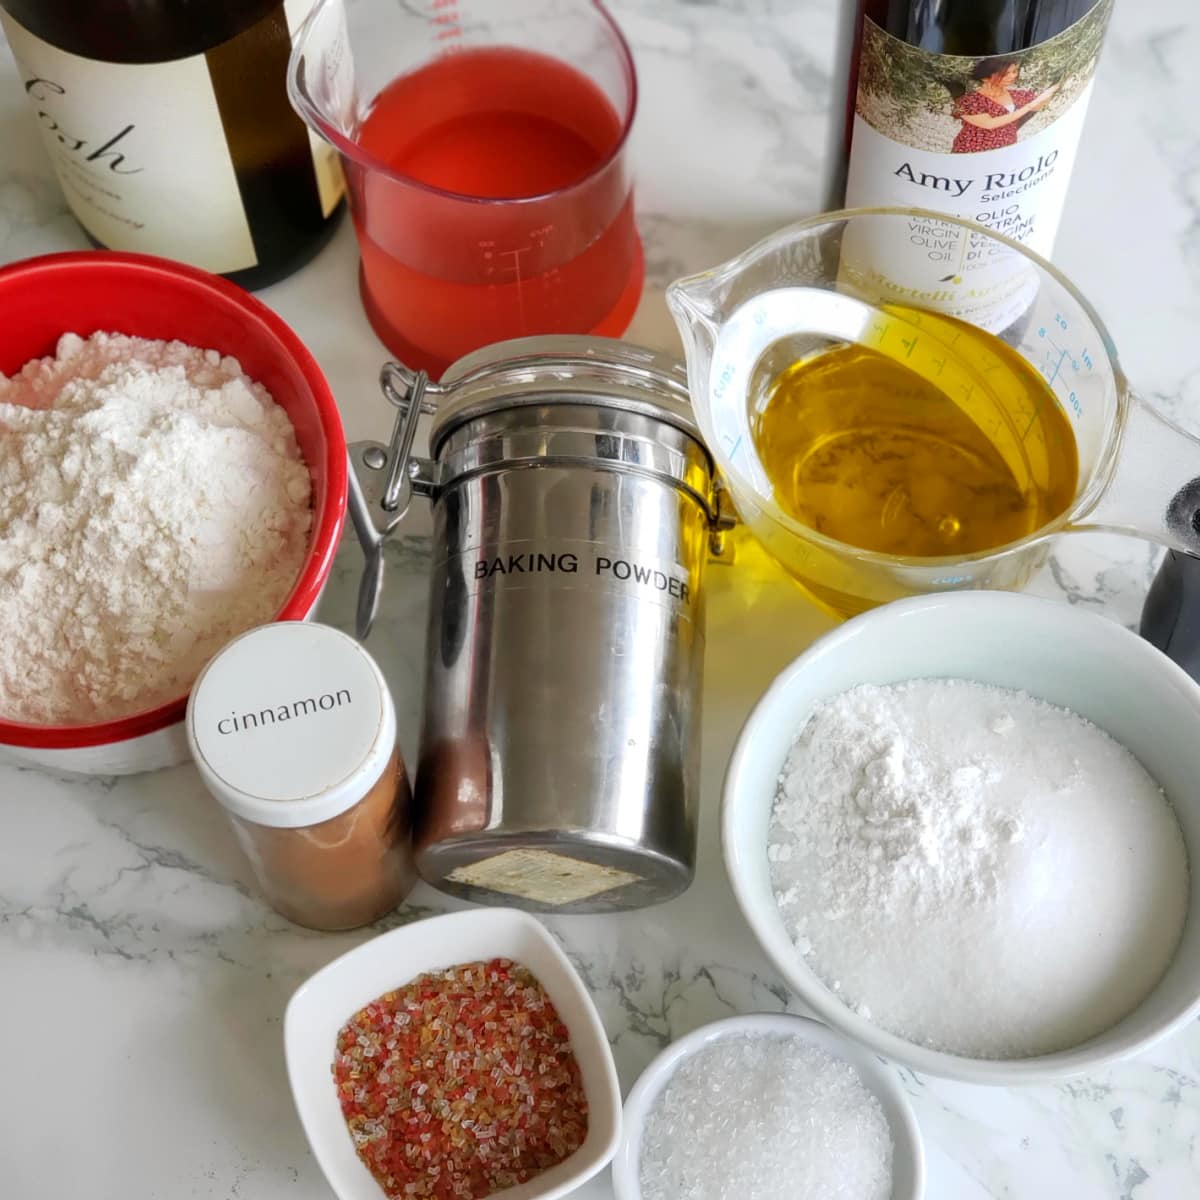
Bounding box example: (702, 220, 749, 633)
(348, 337, 728, 912)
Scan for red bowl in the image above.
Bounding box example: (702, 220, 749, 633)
(0, 251, 348, 760)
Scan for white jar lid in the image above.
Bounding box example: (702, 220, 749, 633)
(186, 622, 397, 828)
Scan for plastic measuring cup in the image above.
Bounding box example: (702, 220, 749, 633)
(668, 207, 1200, 616)
(288, 0, 643, 378)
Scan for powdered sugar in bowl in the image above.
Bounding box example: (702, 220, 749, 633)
(723, 591, 1200, 1085)
(0, 252, 347, 776)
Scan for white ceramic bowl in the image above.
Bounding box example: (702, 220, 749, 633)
(611, 1012, 923, 1200)
(284, 908, 622, 1200)
(723, 591, 1200, 1085)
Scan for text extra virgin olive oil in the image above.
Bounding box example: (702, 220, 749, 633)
(752, 306, 1078, 561)
(827, 0, 1114, 256)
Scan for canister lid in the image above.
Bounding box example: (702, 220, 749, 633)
(185, 622, 396, 829)
(428, 336, 703, 457)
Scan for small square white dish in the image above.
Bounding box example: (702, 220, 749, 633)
(284, 908, 621, 1200)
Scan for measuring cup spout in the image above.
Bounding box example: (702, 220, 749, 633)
(667, 273, 722, 349)
(666, 272, 724, 404)
(1073, 394, 1200, 556)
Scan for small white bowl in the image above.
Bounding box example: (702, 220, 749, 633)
(611, 1012, 923, 1200)
(723, 591, 1200, 1085)
(284, 908, 622, 1200)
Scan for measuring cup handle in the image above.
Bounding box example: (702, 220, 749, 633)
(1071, 393, 1200, 556)
(1141, 550, 1200, 679)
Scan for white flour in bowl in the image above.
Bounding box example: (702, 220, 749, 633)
(0, 332, 312, 725)
(768, 679, 1189, 1059)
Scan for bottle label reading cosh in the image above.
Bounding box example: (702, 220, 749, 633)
(0, 0, 344, 281)
(838, 0, 1113, 327)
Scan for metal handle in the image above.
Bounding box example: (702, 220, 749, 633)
(706, 478, 739, 558)
(347, 363, 441, 639)
(1141, 550, 1200, 677)
(378, 364, 430, 516)
(1070, 391, 1200, 556)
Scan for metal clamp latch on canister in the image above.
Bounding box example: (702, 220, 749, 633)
(348, 354, 733, 641)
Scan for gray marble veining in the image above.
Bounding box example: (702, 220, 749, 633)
(2, 2, 1199, 1197)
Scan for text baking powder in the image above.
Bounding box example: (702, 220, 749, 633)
(0, 332, 311, 724)
(768, 679, 1189, 1059)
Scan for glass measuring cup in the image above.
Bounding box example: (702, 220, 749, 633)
(288, 0, 643, 378)
(668, 207, 1200, 617)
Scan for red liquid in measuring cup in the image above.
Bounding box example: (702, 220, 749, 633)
(353, 47, 642, 375)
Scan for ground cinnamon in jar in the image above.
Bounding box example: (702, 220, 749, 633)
(186, 622, 416, 930)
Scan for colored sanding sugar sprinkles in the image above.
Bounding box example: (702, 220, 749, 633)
(332, 959, 587, 1200)
(639, 1033, 893, 1200)
(769, 679, 1190, 1059)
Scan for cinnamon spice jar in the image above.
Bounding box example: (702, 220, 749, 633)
(186, 622, 415, 930)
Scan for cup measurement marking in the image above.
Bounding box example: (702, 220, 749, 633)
(872, 311, 1046, 450)
(429, 0, 463, 45)
(1036, 318, 1086, 418)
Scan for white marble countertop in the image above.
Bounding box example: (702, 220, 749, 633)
(2, 2, 1199, 1197)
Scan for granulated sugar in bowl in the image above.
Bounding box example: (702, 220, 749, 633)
(723, 592, 1200, 1085)
(611, 1013, 923, 1200)
(640, 1035, 890, 1200)
(0, 251, 347, 776)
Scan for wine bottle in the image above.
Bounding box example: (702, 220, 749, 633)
(0, 0, 345, 289)
(827, 0, 1114, 258)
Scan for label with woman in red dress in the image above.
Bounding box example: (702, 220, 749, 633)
(840, 0, 1113, 330)
(845, 1, 1112, 257)
(951, 59, 1059, 155)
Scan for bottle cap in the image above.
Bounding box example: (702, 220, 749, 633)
(186, 622, 396, 828)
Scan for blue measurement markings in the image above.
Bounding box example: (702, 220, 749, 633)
(1036, 323, 1084, 417)
(713, 362, 735, 401)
